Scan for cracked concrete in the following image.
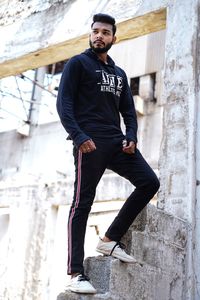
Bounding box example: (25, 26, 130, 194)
(1, 0, 200, 299)
(57, 205, 188, 300)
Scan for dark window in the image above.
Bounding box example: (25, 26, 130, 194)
(130, 77, 140, 96)
(46, 61, 67, 75)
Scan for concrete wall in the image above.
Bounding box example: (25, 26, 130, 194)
(157, 1, 199, 297)
(0, 0, 200, 298)
(59, 205, 188, 300)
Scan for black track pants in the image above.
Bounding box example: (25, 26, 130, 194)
(67, 138, 160, 274)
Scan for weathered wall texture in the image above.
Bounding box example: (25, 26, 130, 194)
(58, 205, 189, 300)
(0, 0, 200, 299)
(0, 0, 167, 77)
(157, 0, 198, 221)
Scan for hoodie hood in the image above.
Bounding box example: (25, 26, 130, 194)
(83, 48, 115, 67)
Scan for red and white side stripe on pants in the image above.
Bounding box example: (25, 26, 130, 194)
(68, 150, 82, 274)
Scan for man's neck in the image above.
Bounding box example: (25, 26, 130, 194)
(97, 52, 108, 64)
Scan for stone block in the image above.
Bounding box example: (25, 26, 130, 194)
(57, 292, 81, 300)
(128, 204, 188, 249)
(57, 291, 112, 300)
(108, 260, 183, 300)
(56, 258, 183, 300)
(83, 256, 113, 294)
(57, 206, 188, 300)
(131, 231, 185, 274)
(57, 257, 113, 300)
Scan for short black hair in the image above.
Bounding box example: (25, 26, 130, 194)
(91, 13, 116, 35)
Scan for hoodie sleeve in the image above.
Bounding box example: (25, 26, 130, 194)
(56, 57, 91, 148)
(119, 71, 138, 144)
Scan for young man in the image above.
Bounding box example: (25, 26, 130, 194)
(57, 13, 160, 294)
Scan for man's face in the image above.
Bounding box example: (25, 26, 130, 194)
(89, 22, 116, 53)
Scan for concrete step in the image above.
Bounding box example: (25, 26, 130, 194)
(125, 204, 188, 248)
(57, 256, 113, 300)
(57, 205, 188, 300)
(57, 255, 184, 300)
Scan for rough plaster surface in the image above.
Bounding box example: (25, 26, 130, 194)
(0, 184, 49, 300)
(155, 1, 199, 295)
(57, 205, 188, 300)
(0, 0, 168, 47)
(0, 174, 146, 299)
(0, 0, 167, 77)
(157, 0, 198, 222)
(0, 0, 200, 299)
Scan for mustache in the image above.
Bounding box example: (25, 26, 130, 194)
(93, 40, 105, 45)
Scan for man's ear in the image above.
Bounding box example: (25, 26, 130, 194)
(113, 36, 117, 44)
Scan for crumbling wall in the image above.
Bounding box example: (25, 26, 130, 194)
(58, 204, 189, 300)
(0, 0, 200, 299)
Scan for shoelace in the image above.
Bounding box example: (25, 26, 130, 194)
(78, 274, 90, 282)
(110, 241, 126, 255)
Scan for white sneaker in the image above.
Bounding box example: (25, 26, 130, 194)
(66, 274, 97, 294)
(96, 238, 137, 263)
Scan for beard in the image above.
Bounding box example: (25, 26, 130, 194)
(89, 40, 113, 53)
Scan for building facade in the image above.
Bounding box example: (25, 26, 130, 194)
(0, 0, 200, 299)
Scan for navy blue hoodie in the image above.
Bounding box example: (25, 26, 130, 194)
(57, 48, 138, 147)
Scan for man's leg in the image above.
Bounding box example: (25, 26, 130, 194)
(68, 145, 108, 276)
(105, 147, 160, 241)
(96, 142, 159, 262)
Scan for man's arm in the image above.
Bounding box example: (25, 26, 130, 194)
(119, 72, 138, 152)
(56, 57, 91, 148)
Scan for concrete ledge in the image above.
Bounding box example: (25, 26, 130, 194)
(57, 205, 188, 300)
(84, 256, 113, 294)
(129, 204, 188, 249)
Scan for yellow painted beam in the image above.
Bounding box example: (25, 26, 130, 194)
(0, 8, 166, 78)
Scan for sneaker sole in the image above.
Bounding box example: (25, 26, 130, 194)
(96, 248, 137, 263)
(69, 287, 97, 294)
